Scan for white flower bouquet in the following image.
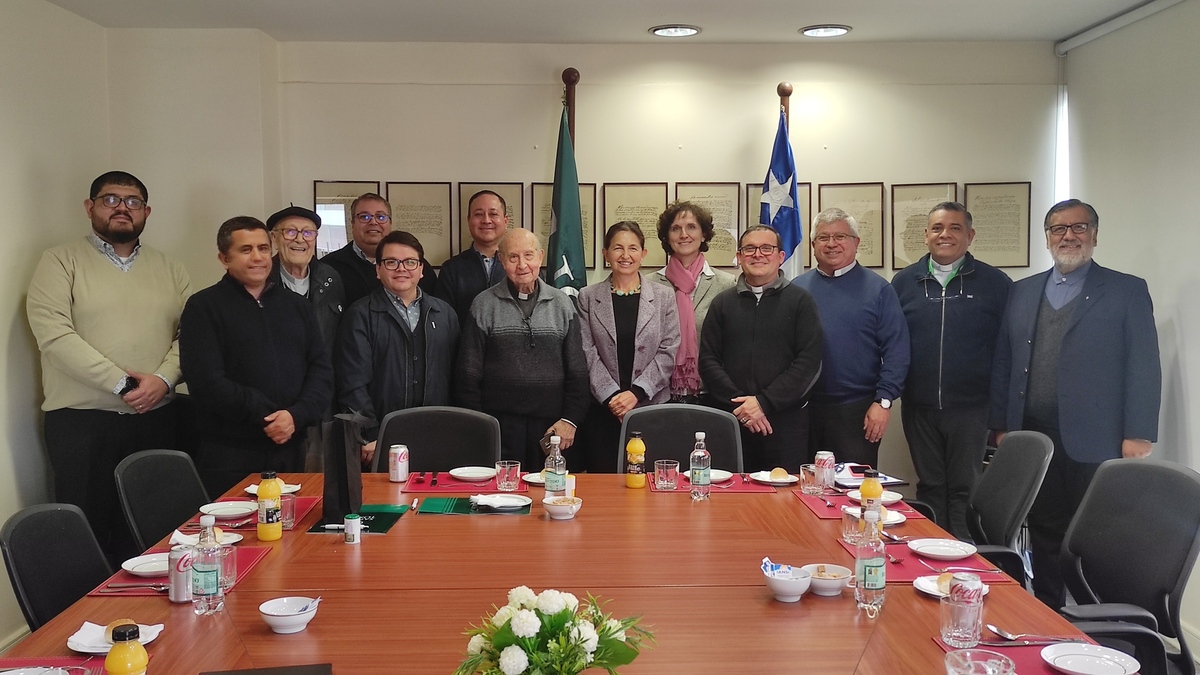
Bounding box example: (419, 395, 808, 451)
(454, 586, 653, 675)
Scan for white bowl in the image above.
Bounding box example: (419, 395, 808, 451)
(800, 563, 852, 596)
(542, 496, 583, 520)
(763, 567, 811, 602)
(259, 596, 319, 634)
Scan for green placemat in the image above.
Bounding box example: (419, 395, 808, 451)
(307, 504, 408, 534)
(417, 497, 531, 515)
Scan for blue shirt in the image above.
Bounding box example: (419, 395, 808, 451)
(1044, 260, 1091, 310)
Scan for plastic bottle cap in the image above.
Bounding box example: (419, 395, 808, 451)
(550, 435, 561, 443)
(864, 469, 878, 478)
(261, 470, 277, 479)
(863, 510, 880, 522)
(695, 432, 706, 440)
(630, 431, 643, 438)
(111, 623, 140, 642)
(199, 515, 215, 526)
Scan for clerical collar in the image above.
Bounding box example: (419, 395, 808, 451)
(508, 280, 538, 301)
(817, 261, 857, 278)
(930, 257, 964, 274)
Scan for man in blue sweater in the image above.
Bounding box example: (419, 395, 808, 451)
(892, 202, 1011, 538)
(793, 208, 909, 467)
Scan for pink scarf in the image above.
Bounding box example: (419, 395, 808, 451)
(663, 254, 706, 394)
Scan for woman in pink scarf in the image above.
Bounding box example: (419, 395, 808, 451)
(650, 202, 736, 403)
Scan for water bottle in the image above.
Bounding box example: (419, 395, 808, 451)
(191, 514, 224, 615)
(544, 435, 567, 498)
(689, 432, 710, 501)
(855, 509, 886, 618)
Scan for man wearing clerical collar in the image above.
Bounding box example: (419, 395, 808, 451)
(336, 230, 459, 469)
(456, 229, 589, 469)
(892, 202, 1011, 539)
(793, 208, 910, 469)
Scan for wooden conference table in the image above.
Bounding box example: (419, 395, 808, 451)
(5, 473, 1088, 673)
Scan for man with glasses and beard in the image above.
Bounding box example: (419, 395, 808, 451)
(336, 231, 459, 469)
(27, 171, 191, 562)
(990, 198, 1161, 608)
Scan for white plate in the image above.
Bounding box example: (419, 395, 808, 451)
(449, 466, 498, 482)
(846, 489, 903, 506)
(1041, 643, 1139, 675)
(477, 494, 532, 510)
(199, 502, 258, 520)
(67, 622, 163, 654)
(244, 483, 301, 495)
(2, 668, 76, 674)
(912, 575, 990, 598)
(840, 505, 907, 526)
(121, 552, 169, 578)
(521, 472, 546, 485)
(907, 538, 978, 561)
(749, 471, 799, 486)
(681, 469, 734, 483)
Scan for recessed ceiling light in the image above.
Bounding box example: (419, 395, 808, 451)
(649, 24, 701, 38)
(800, 24, 852, 38)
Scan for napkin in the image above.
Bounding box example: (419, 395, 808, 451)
(245, 483, 302, 495)
(171, 529, 241, 546)
(469, 494, 518, 509)
(67, 621, 164, 653)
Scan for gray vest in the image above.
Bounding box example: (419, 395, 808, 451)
(1024, 293, 1081, 428)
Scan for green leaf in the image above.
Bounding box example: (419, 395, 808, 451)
(491, 622, 517, 650)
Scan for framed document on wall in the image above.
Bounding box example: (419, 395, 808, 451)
(675, 182, 740, 269)
(746, 182, 813, 269)
(531, 183, 597, 269)
(818, 182, 885, 268)
(964, 182, 1031, 268)
(891, 183, 958, 269)
(602, 183, 668, 268)
(458, 183, 523, 254)
(385, 182, 452, 267)
(313, 180, 381, 257)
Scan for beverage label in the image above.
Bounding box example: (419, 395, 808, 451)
(691, 468, 710, 486)
(259, 498, 280, 524)
(857, 558, 886, 590)
(545, 471, 566, 492)
(627, 461, 644, 474)
(192, 564, 219, 596)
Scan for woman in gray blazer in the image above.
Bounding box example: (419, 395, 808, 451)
(578, 221, 681, 472)
(650, 201, 736, 403)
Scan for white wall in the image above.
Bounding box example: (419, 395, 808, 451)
(1065, 0, 1200, 652)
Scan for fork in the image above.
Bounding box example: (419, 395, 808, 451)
(918, 559, 1001, 575)
(99, 583, 168, 592)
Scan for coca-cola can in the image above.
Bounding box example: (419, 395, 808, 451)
(169, 544, 193, 603)
(814, 451, 836, 487)
(949, 572, 984, 605)
(388, 444, 409, 483)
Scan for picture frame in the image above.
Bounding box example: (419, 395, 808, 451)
(818, 182, 885, 268)
(675, 182, 741, 270)
(313, 180, 381, 256)
(602, 183, 668, 268)
(964, 181, 1031, 268)
(385, 182, 453, 267)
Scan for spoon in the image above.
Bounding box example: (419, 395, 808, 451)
(986, 624, 1073, 642)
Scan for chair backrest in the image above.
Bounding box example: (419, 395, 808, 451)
(115, 449, 211, 552)
(617, 404, 743, 473)
(1, 503, 113, 631)
(1061, 458, 1200, 659)
(966, 430, 1053, 549)
(374, 406, 502, 473)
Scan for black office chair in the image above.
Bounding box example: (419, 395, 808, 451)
(1058, 459, 1200, 675)
(1, 503, 113, 631)
(373, 406, 502, 473)
(617, 404, 743, 473)
(115, 449, 211, 552)
(964, 430, 1053, 582)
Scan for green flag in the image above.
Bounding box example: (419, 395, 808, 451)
(547, 105, 585, 294)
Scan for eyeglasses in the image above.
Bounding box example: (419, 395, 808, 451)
(814, 233, 856, 244)
(1046, 223, 1092, 237)
(379, 258, 420, 271)
(355, 213, 391, 224)
(278, 227, 318, 241)
(94, 194, 146, 210)
(738, 244, 779, 256)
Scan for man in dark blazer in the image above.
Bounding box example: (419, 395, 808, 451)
(990, 198, 1160, 608)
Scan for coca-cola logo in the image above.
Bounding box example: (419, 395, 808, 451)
(174, 553, 194, 573)
(949, 583, 984, 604)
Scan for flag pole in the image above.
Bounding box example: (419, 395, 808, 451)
(562, 68, 580, 144)
(777, 82, 792, 129)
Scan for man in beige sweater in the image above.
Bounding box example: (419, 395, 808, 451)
(27, 171, 191, 562)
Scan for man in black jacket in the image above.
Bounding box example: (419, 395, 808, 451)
(435, 190, 508, 325)
(336, 230, 460, 469)
(180, 217, 333, 496)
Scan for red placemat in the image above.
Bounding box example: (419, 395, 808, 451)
(402, 471, 528, 493)
(836, 539, 1014, 584)
(933, 637, 1118, 674)
(89, 546, 271, 597)
(291, 495, 321, 524)
(648, 474, 776, 493)
(795, 492, 927, 520)
(0, 656, 104, 673)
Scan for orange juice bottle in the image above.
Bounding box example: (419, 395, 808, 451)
(625, 432, 646, 488)
(859, 469, 884, 534)
(104, 624, 148, 675)
(256, 470, 282, 541)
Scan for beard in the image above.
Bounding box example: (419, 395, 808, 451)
(93, 215, 145, 245)
(1050, 241, 1092, 273)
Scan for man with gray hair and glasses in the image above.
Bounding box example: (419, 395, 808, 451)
(793, 208, 909, 468)
(990, 198, 1160, 608)
(892, 202, 1011, 539)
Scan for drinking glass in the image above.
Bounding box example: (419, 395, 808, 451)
(654, 460, 679, 490)
(280, 493, 296, 530)
(800, 464, 823, 495)
(220, 544, 237, 592)
(940, 596, 983, 648)
(944, 649, 1015, 675)
(841, 506, 864, 545)
(496, 460, 521, 492)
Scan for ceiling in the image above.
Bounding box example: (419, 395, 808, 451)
(45, 0, 1153, 44)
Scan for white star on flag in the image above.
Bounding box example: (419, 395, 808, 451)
(760, 170, 795, 223)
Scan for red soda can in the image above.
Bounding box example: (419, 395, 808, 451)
(949, 572, 984, 605)
(169, 544, 193, 603)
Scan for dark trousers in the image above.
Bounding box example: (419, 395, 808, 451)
(494, 412, 581, 473)
(741, 404, 809, 472)
(44, 404, 178, 563)
(808, 398, 879, 466)
(196, 437, 305, 498)
(1023, 420, 1100, 609)
(901, 403, 990, 539)
(580, 401, 621, 473)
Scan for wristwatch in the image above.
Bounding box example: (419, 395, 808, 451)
(875, 398, 892, 410)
